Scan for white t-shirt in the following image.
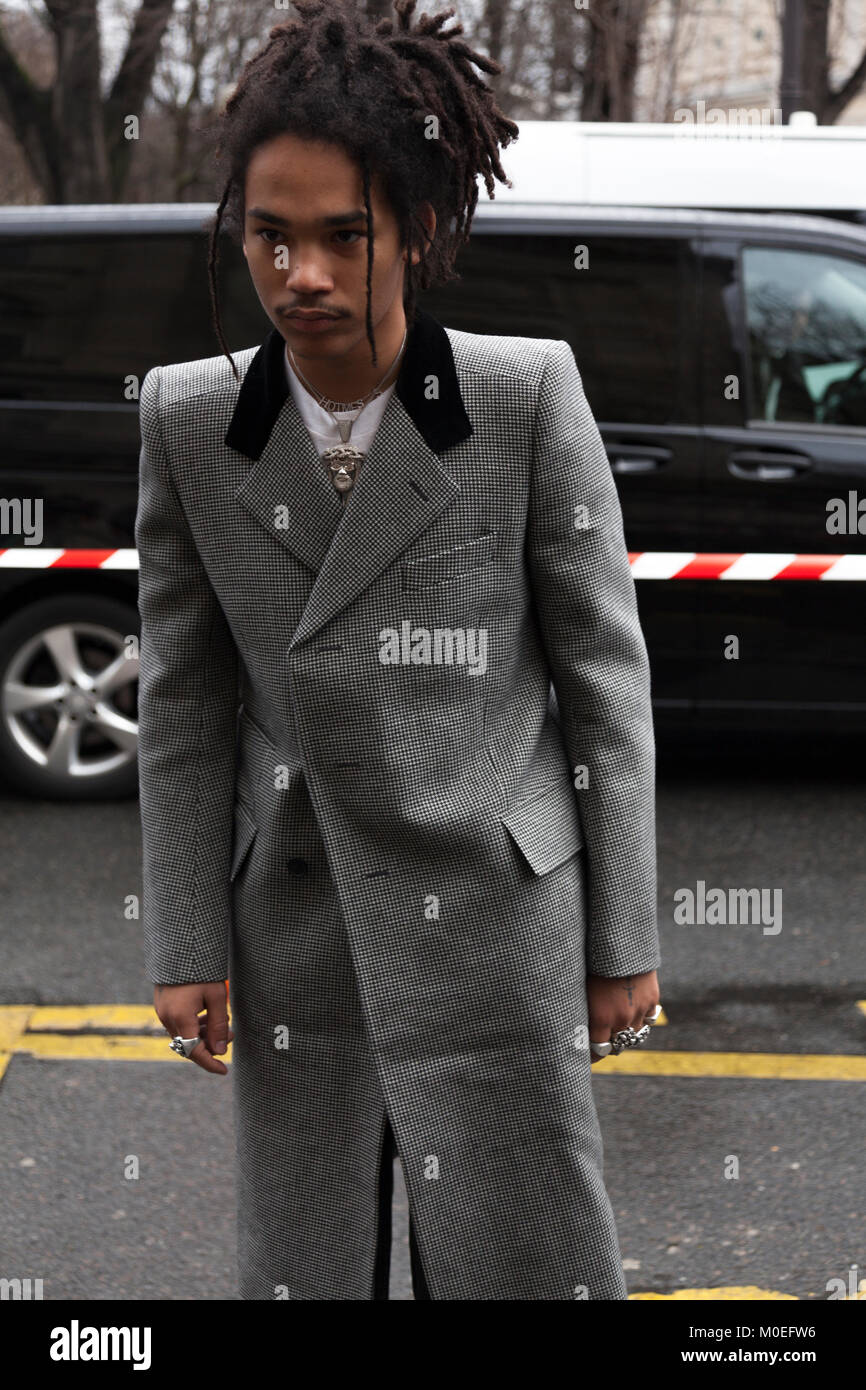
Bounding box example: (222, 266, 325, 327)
(284, 345, 395, 458)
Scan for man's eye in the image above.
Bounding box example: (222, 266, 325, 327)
(334, 230, 363, 244)
(257, 229, 282, 243)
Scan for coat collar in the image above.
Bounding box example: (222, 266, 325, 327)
(224, 305, 473, 460)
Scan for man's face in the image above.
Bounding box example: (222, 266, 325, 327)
(241, 131, 419, 361)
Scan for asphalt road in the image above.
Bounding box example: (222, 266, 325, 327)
(0, 733, 863, 1301)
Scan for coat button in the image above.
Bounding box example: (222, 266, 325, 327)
(286, 857, 309, 875)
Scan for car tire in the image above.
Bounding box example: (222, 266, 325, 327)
(0, 594, 140, 800)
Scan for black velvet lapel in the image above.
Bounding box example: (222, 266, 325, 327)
(224, 306, 473, 461)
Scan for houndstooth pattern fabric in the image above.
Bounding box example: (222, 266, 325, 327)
(135, 317, 660, 1300)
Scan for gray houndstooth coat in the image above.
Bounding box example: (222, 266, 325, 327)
(135, 305, 661, 1301)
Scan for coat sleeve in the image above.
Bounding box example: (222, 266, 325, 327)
(527, 340, 660, 978)
(135, 365, 240, 985)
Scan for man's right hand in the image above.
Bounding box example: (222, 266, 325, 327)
(153, 981, 234, 1075)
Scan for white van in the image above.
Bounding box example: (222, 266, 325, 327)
(489, 116, 866, 223)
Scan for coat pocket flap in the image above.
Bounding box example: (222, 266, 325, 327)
(230, 800, 257, 883)
(501, 779, 585, 875)
(401, 531, 497, 589)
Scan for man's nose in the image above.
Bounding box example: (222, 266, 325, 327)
(283, 246, 334, 293)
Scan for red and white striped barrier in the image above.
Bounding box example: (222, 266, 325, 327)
(627, 552, 866, 580)
(0, 548, 864, 578)
(0, 549, 140, 569)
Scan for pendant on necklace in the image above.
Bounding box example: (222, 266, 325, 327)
(321, 442, 364, 498)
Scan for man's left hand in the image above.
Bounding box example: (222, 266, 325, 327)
(586, 970, 660, 1065)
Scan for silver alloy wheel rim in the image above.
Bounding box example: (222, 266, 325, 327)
(2, 621, 138, 779)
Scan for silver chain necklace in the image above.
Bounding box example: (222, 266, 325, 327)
(287, 324, 408, 503)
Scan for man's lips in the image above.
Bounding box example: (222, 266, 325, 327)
(282, 312, 344, 337)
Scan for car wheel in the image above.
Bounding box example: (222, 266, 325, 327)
(0, 594, 140, 800)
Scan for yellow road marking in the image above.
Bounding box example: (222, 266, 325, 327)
(0, 1007, 862, 1077)
(15, 1044, 858, 1076)
(630, 1284, 865, 1300)
(0, 1004, 210, 1066)
(631, 1286, 799, 1300)
(12, 1004, 670, 1033)
(17, 1033, 226, 1061)
(28, 1005, 160, 1031)
(601, 1050, 866, 1080)
(0, 1007, 34, 1048)
(0, 1007, 34, 1082)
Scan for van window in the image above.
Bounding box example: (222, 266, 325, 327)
(0, 230, 267, 401)
(424, 231, 693, 425)
(742, 246, 866, 427)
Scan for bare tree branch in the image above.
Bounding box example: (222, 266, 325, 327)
(0, 12, 59, 195)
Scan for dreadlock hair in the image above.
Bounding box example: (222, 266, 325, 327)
(206, 0, 519, 381)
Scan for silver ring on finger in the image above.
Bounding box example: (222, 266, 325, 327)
(610, 1024, 651, 1055)
(169, 1035, 202, 1059)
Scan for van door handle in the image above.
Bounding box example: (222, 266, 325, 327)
(727, 450, 814, 481)
(607, 444, 672, 474)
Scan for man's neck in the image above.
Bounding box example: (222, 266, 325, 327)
(284, 311, 408, 406)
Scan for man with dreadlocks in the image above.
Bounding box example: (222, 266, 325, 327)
(137, 0, 661, 1301)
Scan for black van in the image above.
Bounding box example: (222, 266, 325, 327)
(1, 202, 865, 797)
